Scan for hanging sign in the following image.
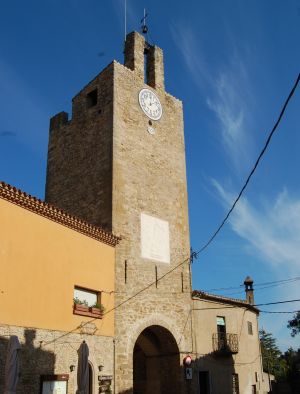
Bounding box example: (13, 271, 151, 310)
(185, 368, 193, 380)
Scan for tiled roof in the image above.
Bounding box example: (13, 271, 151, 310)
(192, 290, 259, 313)
(0, 181, 119, 247)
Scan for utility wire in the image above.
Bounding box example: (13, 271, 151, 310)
(195, 73, 300, 256)
(260, 310, 299, 314)
(43, 73, 300, 346)
(254, 298, 300, 307)
(203, 276, 300, 293)
(192, 299, 300, 312)
(221, 280, 300, 296)
(79, 72, 300, 322)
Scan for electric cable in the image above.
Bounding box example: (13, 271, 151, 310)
(195, 73, 300, 256)
(204, 276, 300, 293)
(254, 298, 300, 306)
(192, 298, 300, 311)
(260, 310, 299, 314)
(42, 73, 300, 347)
(80, 73, 300, 320)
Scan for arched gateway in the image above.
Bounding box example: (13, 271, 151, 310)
(133, 325, 181, 394)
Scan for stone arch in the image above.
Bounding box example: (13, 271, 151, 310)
(126, 314, 185, 357)
(133, 325, 181, 394)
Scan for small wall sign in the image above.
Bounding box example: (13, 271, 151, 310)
(185, 368, 192, 380)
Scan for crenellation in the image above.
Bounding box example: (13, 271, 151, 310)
(49, 111, 68, 131)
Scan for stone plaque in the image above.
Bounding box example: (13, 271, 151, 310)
(141, 213, 170, 263)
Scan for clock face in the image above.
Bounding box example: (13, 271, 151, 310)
(138, 89, 162, 121)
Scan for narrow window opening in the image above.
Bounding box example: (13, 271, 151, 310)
(86, 89, 98, 108)
(248, 321, 253, 335)
(144, 47, 149, 84)
(216, 316, 226, 350)
(217, 316, 226, 334)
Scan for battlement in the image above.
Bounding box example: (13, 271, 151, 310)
(124, 31, 165, 91)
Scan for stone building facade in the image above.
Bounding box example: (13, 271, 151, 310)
(192, 285, 264, 394)
(46, 31, 194, 393)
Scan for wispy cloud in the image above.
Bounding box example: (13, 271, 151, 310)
(212, 180, 300, 348)
(212, 179, 300, 271)
(206, 66, 253, 174)
(170, 23, 210, 89)
(170, 23, 254, 174)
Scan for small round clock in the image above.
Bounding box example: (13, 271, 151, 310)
(138, 88, 162, 121)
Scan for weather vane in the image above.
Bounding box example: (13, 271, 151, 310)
(141, 8, 148, 34)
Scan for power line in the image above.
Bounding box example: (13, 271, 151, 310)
(221, 279, 300, 296)
(76, 72, 300, 322)
(195, 73, 300, 256)
(203, 276, 300, 294)
(192, 299, 300, 311)
(43, 73, 300, 346)
(254, 298, 300, 307)
(260, 310, 299, 314)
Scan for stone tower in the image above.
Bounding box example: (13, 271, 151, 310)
(46, 32, 193, 393)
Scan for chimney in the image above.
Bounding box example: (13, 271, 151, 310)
(244, 276, 254, 305)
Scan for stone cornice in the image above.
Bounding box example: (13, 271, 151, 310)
(0, 181, 119, 247)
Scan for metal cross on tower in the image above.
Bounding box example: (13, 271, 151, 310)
(141, 8, 148, 34)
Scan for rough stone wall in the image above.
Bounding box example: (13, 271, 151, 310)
(112, 33, 193, 393)
(45, 64, 114, 231)
(45, 31, 194, 393)
(0, 324, 114, 394)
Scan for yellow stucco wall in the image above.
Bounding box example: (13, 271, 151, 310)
(0, 198, 115, 336)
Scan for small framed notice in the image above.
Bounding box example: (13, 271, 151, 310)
(41, 375, 68, 394)
(141, 212, 170, 263)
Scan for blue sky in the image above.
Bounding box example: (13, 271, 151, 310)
(1, 0, 300, 350)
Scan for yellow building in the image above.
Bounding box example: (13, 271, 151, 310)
(0, 181, 118, 393)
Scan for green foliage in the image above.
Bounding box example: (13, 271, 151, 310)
(281, 347, 300, 392)
(73, 297, 88, 306)
(92, 302, 105, 312)
(259, 329, 287, 380)
(287, 311, 300, 337)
